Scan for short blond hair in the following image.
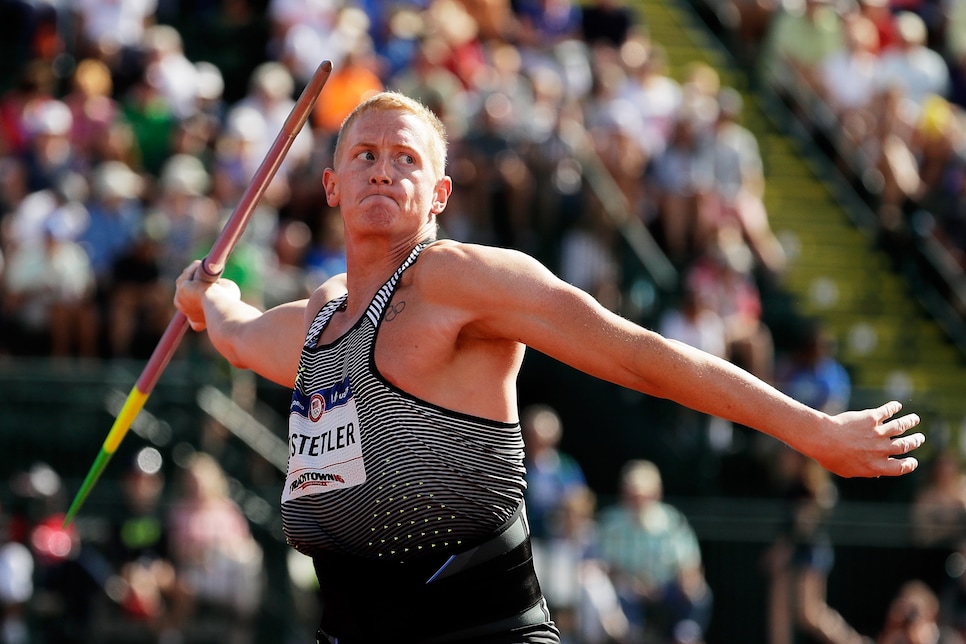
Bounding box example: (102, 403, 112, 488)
(334, 91, 448, 180)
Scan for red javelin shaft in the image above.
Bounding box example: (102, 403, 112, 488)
(64, 60, 333, 526)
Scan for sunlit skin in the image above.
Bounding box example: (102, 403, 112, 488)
(175, 96, 925, 479)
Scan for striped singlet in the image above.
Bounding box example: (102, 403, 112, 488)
(281, 242, 558, 643)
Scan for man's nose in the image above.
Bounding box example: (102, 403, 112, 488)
(369, 159, 392, 184)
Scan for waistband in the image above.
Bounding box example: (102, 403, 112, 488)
(316, 598, 553, 644)
(312, 502, 547, 642)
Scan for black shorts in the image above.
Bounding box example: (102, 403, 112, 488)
(312, 507, 559, 643)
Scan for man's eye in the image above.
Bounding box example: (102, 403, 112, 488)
(399, 154, 415, 164)
(357, 151, 375, 161)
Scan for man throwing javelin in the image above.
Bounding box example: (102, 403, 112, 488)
(174, 92, 923, 643)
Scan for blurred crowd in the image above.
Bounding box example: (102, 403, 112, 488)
(2, 0, 966, 642)
(0, 447, 265, 644)
(0, 0, 791, 372)
(744, 0, 966, 270)
(521, 400, 966, 644)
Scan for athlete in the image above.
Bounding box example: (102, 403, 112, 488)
(174, 91, 925, 643)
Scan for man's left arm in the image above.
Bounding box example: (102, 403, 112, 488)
(438, 244, 924, 478)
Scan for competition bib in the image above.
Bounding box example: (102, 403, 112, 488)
(283, 375, 367, 503)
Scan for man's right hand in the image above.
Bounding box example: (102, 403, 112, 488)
(174, 260, 241, 332)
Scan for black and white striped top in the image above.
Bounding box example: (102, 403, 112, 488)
(281, 242, 527, 562)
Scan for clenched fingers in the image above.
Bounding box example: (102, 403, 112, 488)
(174, 260, 208, 331)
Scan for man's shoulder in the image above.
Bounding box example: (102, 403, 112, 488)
(421, 239, 530, 266)
(418, 239, 515, 275)
(308, 272, 348, 307)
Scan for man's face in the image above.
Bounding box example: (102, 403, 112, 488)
(323, 109, 450, 237)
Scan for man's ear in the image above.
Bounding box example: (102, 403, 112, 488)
(430, 175, 453, 215)
(322, 168, 339, 207)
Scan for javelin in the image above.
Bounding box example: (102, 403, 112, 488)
(64, 60, 334, 527)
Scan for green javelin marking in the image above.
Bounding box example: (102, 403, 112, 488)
(63, 386, 150, 526)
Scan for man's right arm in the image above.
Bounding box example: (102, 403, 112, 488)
(174, 261, 308, 388)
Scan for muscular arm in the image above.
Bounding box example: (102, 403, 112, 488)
(423, 242, 924, 479)
(174, 261, 310, 388)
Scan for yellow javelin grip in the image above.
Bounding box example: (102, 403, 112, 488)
(62, 386, 149, 527)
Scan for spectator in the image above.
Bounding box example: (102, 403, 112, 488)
(19, 99, 79, 195)
(460, 91, 536, 249)
(480, 42, 538, 132)
(910, 451, 966, 549)
(0, 500, 33, 644)
(0, 0, 60, 76)
(77, 160, 144, 284)
(761, 444, 869, 644)
(618, 40, 683, 162)
(0, 59, 58, 158)
(521, 403, 588, 540)
(558, 211, 622, 311)
(229, 61, 314, 186)
(107, 221, 171, 359)
(912, 98, 966, 262)
(141, 24, 202, 121)
(190, 61, 228, 139)
(583, 57, 650, 229)
(658, 282, 734, 455)
(531, 485, 629, 644)
(425, 0, 488, 91)
(105, 447, 182, 636)
(166, 452, 264, 644)
(211, 105, 273, 209)
(875, 11, 950, 111)
(267, 0, 346, 88)
(302, 205, 347, 288)
(119, 67, 178, 177)
(457, 0, 515, 42)
(370, 9, 422, 95)
(716, 0, 779, 65)
(775, 319, 852, 415)
(939, 540, 966, 640)
(878, 579, 947, 644)
(911, 95, 964, 212)
(263, 218, 314, 309)
(650, 112, 713, 265)
(62, 58, 121, 171)
(687, 226, 776, 383)
(598, 459, 713, 643)
(1, 215, 97, 357)
(659, 284, 728, 360)
(867, 83, 922, 237)
(3, 169, 88, 257)
(13, 462, 114, 644)
(388, 35, 471, 137)
(703, 87, 787, 276)
(148, 153, 220, 282)
(761, 0, 847, 98)
(312, 42, 386, 137)
(855, 0, 899, 55)
(817, 15, 882, 161)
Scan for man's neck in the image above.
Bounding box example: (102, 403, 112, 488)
(342, 232, 434, 304)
